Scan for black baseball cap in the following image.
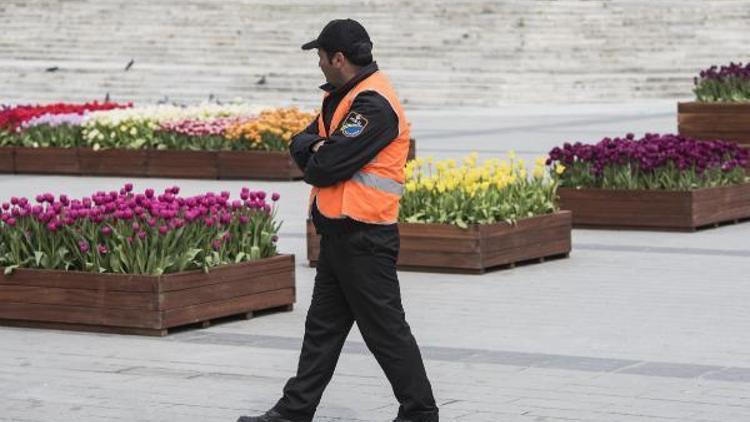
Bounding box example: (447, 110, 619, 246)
(302, 19, 373, 61)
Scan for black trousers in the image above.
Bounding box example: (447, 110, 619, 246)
(273, 225, 438, 422)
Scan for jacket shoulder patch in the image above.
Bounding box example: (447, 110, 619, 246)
(340, 112, 369, 138)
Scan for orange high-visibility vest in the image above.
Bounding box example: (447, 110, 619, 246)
(309, 71, 410, 224)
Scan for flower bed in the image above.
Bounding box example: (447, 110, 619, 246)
(548, 133, 750, 230)
(679, 63, 750, 149)
(0, 185, 295, 335)
(0, 102, 416, 179)
(307, 153, 571, 273)
(0, 103, 309, 179)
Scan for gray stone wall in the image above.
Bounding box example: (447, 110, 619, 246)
(1, 0, 748, 108)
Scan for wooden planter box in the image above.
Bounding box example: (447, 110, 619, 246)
(5, 137, 418, 180)
(217, 150, 303, 180)
(558, 184, 750, 231)
(0, 254, 296, 336)
(0, 147, 14, 173)
(678, 102, 750, 149)
(14, 147, 80, 174)
(407, 138, 416, 161)
(78, 148, 149, 176)
(306, 212, 572, 274)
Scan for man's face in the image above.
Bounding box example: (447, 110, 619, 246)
(317, 49, 342, 87)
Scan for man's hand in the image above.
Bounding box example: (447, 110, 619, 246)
(311, 140, 326, 153)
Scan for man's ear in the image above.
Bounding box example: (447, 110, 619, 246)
(332, 52, 346, 67)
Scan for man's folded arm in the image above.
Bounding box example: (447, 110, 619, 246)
(303, 92, 399, 187)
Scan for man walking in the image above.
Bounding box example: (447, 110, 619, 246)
(237, 19, 438, 422)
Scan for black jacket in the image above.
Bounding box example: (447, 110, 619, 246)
(289, 62, 400, 234)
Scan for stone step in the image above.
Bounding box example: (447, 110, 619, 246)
(1, 0, 748, 107)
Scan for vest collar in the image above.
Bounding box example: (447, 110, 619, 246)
(319, 62, 379, 95)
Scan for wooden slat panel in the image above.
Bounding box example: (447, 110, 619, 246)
(0, 302, 161, 329)
(162, 288, 295, 327)
(678, 113, 750, 132)
(399, 222, 479, 240)
(482, 240, 571, 268)
(0, 319, 168, 336)
(677, 103, 750, 146)
(395, 250, 484, 271)
(692, 184, 750, 227)
(0, 285, 158, 310)
(559, 186, 750, 229)
(479, 212, 571, 239)
(217, 151, 302, 180)
(678, 102, 750, 114)
(147, 150, 218, 178)
(14, 147, 80, 174)
(559, 188, 694, 228)
(0, 269, 157, 292)
(160, 268, 294, 310)
(480, 221, 571, 255)
(159, 255, 294, 292)
(677, 130, 750, 144)
(0, 147, 14, 173)
(78, 148, 148, 176)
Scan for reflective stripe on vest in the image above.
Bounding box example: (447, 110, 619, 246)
(351, 170, 404, 196)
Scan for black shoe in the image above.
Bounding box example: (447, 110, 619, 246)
(237, 409, 295, 422)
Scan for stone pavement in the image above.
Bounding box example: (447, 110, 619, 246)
(2, 102, 750, 421)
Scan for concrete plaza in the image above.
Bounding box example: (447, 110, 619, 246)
(1, 102, 749, 421)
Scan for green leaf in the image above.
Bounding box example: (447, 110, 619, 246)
(4, 265, 19, 275)
(34, 251, 44, 267)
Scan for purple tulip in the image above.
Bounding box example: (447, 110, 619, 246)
(271, 192, 280, 201)
(78, 240, 90, 253)
(101, 226, 112, 236)
(98, 244, 108, 254)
